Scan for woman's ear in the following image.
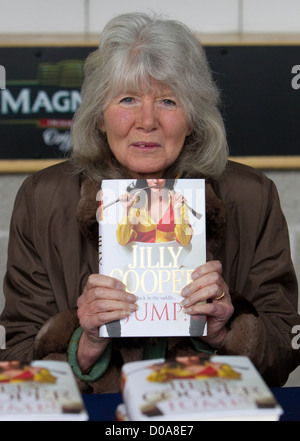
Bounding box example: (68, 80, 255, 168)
(97, 118, 106, 133)
(186, 123, 193, 137)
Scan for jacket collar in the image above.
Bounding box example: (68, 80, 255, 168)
(76, 177, 227, 259)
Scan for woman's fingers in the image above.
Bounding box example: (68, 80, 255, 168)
(181, 261, 226, 304)
(119, 190, 140, 209)
(78, 274, 130, 305)
(77, 273, 137, 331)
(78, 304, 135, 332)
(180, 260, 234, 342)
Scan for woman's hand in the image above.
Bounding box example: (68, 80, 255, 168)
(76, 274, 137, 372)
(180, 260, 234, 348)
(171, 191, 186, 218)
(119, 190, 141, 213)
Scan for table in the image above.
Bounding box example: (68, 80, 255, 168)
(83, 387, 300, 421)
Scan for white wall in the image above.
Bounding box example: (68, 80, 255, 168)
(0, 0, 300, 35)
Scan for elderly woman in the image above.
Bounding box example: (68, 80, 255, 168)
(0, 12, 299, 392)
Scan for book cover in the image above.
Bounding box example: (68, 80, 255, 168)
(0, 360, 88, 421)
(98, 178, 206, 338)
(119, 355, 283, 421)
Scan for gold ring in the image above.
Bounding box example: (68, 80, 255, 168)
(215, 291, 226, 301)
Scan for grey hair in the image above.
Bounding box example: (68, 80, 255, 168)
(70, 12, 228, 180)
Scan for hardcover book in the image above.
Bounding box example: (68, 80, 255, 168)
(119, 355, 283, 421)
(0, 360, 88, 421)
(98, 178, 207, 338)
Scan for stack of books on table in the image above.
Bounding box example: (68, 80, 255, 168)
(0, 360, 88, 421)
(116, 354, 283, 421)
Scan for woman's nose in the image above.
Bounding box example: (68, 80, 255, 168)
(136, 99, 159, 131)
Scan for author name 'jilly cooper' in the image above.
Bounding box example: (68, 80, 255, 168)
(100, 242, 193, 295)
(99, 241, 193, 323)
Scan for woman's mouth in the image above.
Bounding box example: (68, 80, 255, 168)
(131, 142, 162, 150)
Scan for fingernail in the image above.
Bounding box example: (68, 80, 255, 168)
(181, 286, 190, 296)
(129, 303, 138, 311)
(117, 281, 127, 290)
(191, 271, 199, 280)
(180, 298, 190, 307)
(183, 307, 191, 314)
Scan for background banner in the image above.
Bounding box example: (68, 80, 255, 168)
(0, 45, 299, 159)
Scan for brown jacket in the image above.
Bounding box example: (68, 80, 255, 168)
(1, 160, 299, 390)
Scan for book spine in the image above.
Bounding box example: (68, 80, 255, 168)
(98, 233, 103, 272)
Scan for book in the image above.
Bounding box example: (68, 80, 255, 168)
(98, 178, 207, 338)
(0, 360, 88, 421)
(119, 355, 283, 421)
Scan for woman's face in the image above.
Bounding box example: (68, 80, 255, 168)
(146, 179, 166, 193)
(99, 85, 191, 179)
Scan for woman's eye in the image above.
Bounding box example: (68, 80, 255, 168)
(161, 99, 177, 107)
(120, 97, 134, 104)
